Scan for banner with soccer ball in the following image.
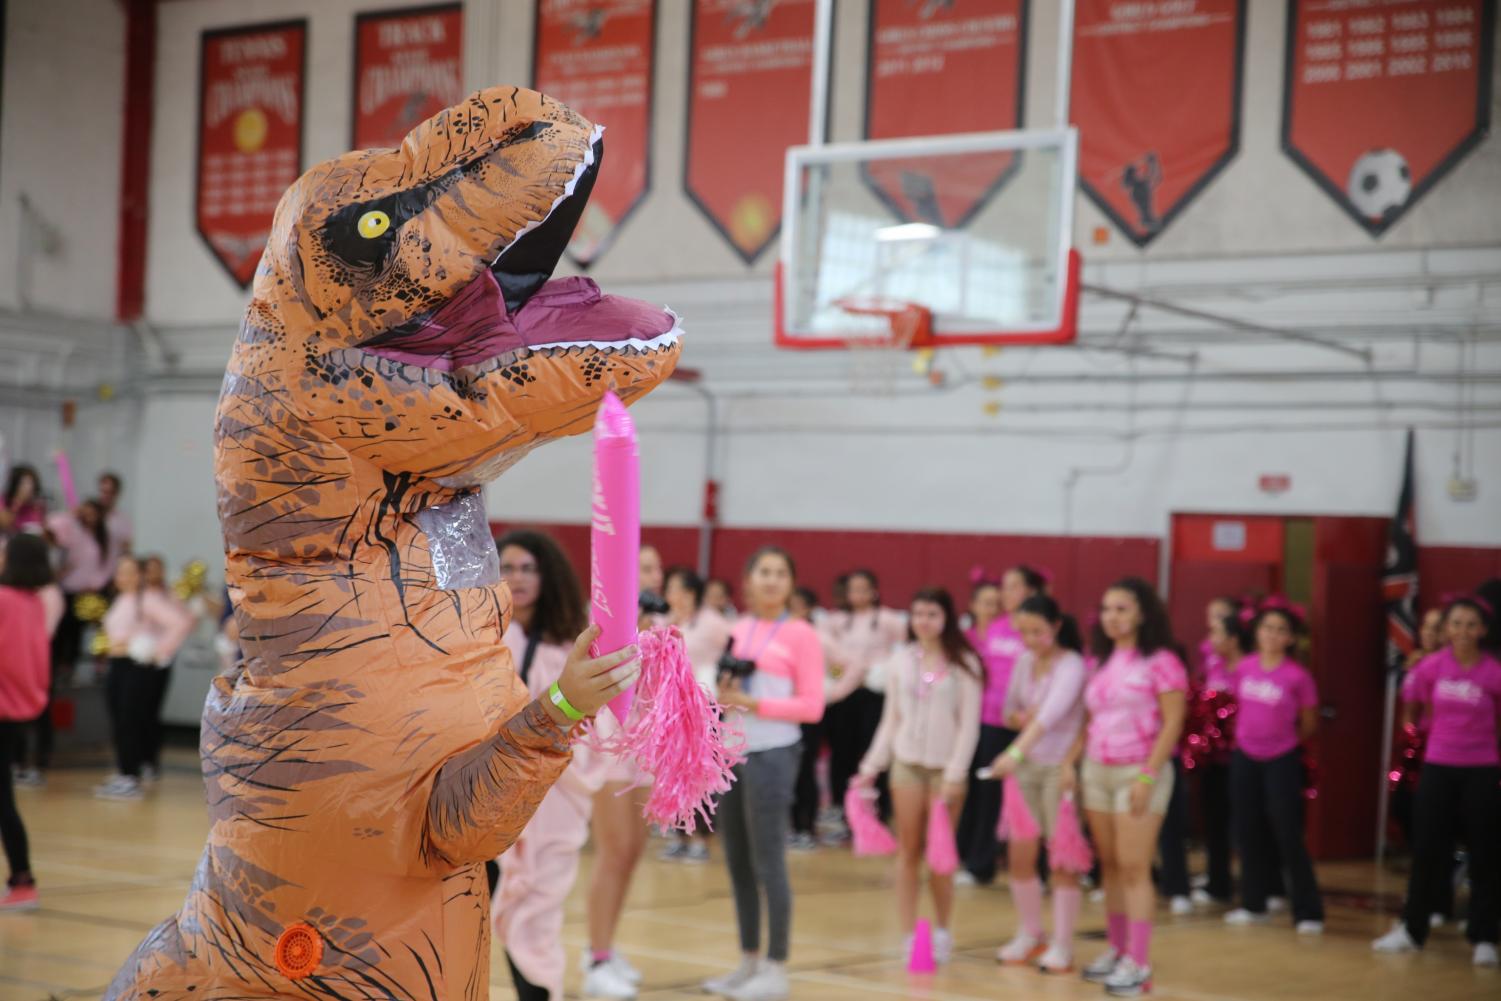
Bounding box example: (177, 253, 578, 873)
(1282, 0, 1494, 237)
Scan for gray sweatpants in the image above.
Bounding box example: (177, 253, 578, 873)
(717, 742, 800, 961)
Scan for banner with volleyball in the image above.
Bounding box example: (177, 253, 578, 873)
(1282, 0, 1494, 237)
(1071, 0, 1245, 247)
(352, 4, 464, 151)
(195, 21, 306, 289)
(861, 0, 1027, 228)
(533, 0, 656, 268)
(683, 0, 815, 264)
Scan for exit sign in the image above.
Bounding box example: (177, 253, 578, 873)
(1259, 474, 1292, 494)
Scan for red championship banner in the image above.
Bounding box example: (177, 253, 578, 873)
(685, 0, 815, 264)
(863, 0, 1028, 227)
(1283, 0, 1494, 236)
(353, 5, 464, 150)
(196, 21, 306, 289)
(533, 0, 656, 267)
(1072, 1, 1245, 246)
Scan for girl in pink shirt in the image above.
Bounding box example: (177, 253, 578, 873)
(854, 587, 982, 965)
(93, 556, 195, 801)
(0, 465, 47, 539)
(956, 565, 1045, 885)
(0, 534, 58, 911)
(1374, 596, 1501, 966)
(487, 529, 615, 1001)
(705, 547, 826, 1001)
(989, 594, 1087, 973)
(1223, 603, 1324, 933)
(1076, 578, 1187, 998)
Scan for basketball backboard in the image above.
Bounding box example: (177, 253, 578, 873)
(775, 127, 1080, 350)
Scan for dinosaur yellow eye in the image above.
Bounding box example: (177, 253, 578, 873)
(357, 210, 391, 239)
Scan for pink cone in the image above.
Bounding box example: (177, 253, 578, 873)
(995, 775, 1041, 842)
(925, 797, 960, 875)
(844, 787, 898, 856)
(1047, 791, 1094, 874)
(908, 918, 936, 974)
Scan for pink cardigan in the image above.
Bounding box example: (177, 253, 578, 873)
(103, 589, 196, 666)
(859, 643, 983, 785)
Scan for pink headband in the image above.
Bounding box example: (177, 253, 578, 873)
(1440, 591, 1495, 617)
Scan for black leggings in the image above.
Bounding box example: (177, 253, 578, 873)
(956, 723, 1015, 882)
(105, 658, 156, 779)
(1231, 750, 1323, 922)
(1402, 763, 1500, 946)
(792, 721, 825, 835)
(0, 721, 32, 885)
(828, 689, 887, 818)
(1156, 757, 1191, 897)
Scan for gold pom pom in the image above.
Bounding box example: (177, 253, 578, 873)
(173, 560, 209, 601)
(74, 593, 109, 623)
(90, 631, 112, 657)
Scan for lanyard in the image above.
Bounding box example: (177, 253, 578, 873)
(738, 615, 788, 663)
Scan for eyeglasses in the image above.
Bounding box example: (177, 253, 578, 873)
(500, 564, 540, 578)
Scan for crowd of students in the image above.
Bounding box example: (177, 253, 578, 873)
(2, 509, 1497, 998)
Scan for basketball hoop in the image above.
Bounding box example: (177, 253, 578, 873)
(835, 297, 934, 395)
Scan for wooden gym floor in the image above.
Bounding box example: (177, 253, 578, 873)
(2, 749, 1495, 1001)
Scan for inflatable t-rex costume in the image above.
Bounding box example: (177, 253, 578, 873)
(106, 87, 680, 1000)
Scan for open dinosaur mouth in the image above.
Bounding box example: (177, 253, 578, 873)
(358, 125, 680, 374)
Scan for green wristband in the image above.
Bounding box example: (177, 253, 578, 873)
(1136, 770, 1157, 786)
(1006, 745, 1025, 763)
(548, 681, 586, 722)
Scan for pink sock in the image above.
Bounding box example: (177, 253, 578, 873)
(1107, 912, 1128, 952)
(591, 950, 611, 966)
(1128, 919, 1153, 967)
(1011, 878, 1045, 938)
(1052, 887, 1081, 946)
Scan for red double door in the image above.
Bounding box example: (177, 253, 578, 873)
(1169, 513, 1387, 860)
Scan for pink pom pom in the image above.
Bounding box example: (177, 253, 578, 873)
(844, 787, 898, 856)
(1047, 792, 1094, 874)
(995, 775, 1041, 842)
(925, 797, 960, 875)
(584, 625, 743, 832)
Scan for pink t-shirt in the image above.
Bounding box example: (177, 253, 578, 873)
(969, 616, 1026, 728)
(729, 616, 826, 753)
(1233, 656, 1318, 762)
(0, 586, 52, 721)
(46, 511, 111, 593)
(1402, 648, 1501, 768)
(1085, 648, 1188, 765)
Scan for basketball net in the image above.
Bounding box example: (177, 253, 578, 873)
(836, 298, 934, 395)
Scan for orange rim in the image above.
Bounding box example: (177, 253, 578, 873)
(274, 922, 323, 979)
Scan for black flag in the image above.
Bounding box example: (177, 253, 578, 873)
(1381, 429, 1417, 674)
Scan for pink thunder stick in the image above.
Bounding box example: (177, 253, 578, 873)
(586, 391, 742, 831)
(590, 390, 641, 723)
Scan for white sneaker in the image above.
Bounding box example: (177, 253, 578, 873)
(1089, 888, 1106, 903)
(93, 775, 142, 801)
(1296, 921, 1324, 936)
(1474, 943, 1499, 968)
(659, 840, 689, 862)
(140, 764, 160, 784)
(1103, 956, 1153, 997)
(1190, 888, 1213, 907)
(683, 840, 710, 864)
(1082, 946, 1122, 983)
(933, 928, 953, 965)
(954, 869, 979, 887)
(1224, 908, 1270, 926)
(997, 931, 1044, 964)
(582, 958, 637, 999)
(1268, 896, 1289, 914)
(1429, 913, 1446, 929)
(702, 956, 759, 995)
(1037, 943, 1072, 974)
(609, 954, 642, 986)
(786, 831, 817, 853)
(1169, 895, 1193, 916)
(13, 768, 44, 788)
(724, 961, 788, 1001)
(1371, 922, 1419, 953)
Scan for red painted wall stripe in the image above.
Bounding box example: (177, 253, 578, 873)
(115, 0, 155, 321)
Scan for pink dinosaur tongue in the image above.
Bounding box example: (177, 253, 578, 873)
(363, 272, 674, 371)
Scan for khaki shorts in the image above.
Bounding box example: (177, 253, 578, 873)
(1014, 759, 1066, 839)
(1081, 759, 1174, 815)
(890, 760, 945, 790)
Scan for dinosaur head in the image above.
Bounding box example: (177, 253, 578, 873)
(234, 87, 680, 486)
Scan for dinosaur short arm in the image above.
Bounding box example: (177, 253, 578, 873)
(424, 700, 574, 867)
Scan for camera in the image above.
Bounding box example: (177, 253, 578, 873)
(717, 638, 756, 685)
(638, 589, 670, 616)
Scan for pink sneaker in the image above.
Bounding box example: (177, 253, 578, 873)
(0, 883, 39, 912)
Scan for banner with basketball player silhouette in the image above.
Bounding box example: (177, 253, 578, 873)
(862, 0, 1027, 228)
(684, 0, 815, 264)
(1071, 0, 1245, 247)
(1282, 0, 1494, 238)
(195, 21, 306, 289)
(352, 4, 463, 151)
(533, 0, 656, 268)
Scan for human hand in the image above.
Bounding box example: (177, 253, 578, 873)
(1058, 766, 1078, 797)
(718, 685, 758, 713)
(988, 752, 1018, 779)
(551, 625, 639, 723)
(1128, 779, 1152, 818)
(941, 782, 966, 813)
